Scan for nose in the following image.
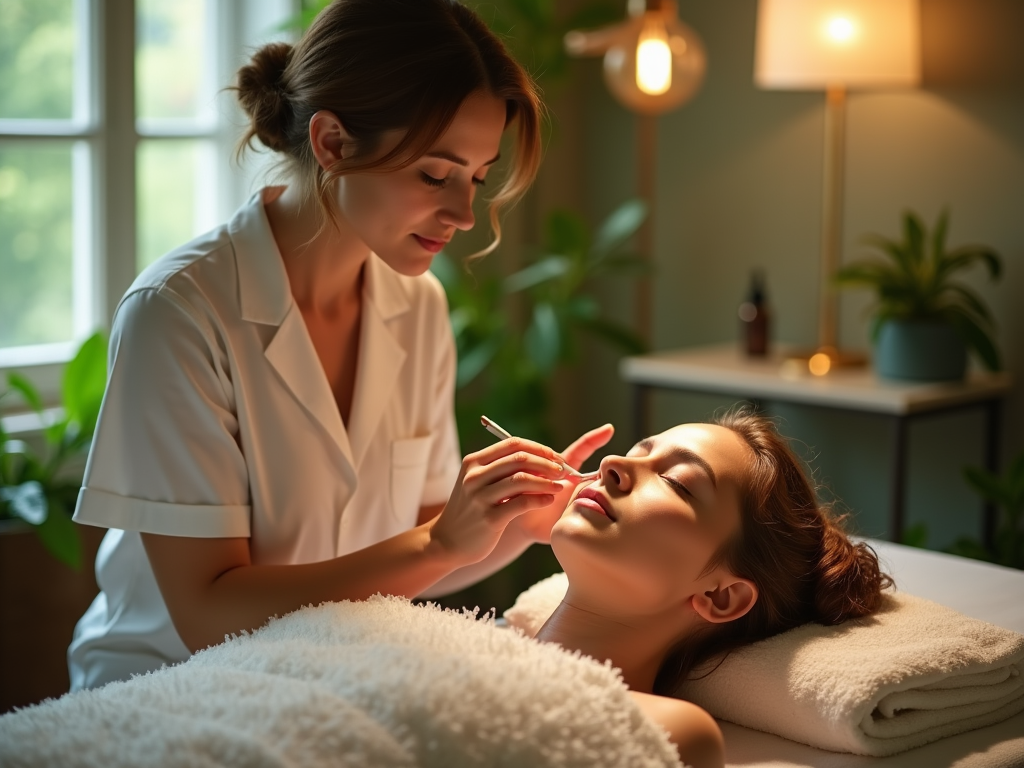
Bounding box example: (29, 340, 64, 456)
(437, 182, 476, 231)
(599, 454, 634, 493)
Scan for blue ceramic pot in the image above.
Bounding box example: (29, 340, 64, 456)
(874, 319, 967, 382)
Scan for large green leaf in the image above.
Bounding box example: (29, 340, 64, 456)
(34, 496, 82, 570)
(524, 302, 561, 373)
(504, 255, 571, 294)
(62, 332, 108, 436)
(964, 466, 1011, 507)
(456, 336, 502, 388)
(1, 480, 47, 525)
(429, 250, 460, 292)
(579, 317, 647, 355)
(6, 373, 44, 415)
(592, 199, 648, 260)
(544, 210, 589, 259)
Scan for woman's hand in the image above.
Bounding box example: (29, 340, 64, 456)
(428, 437, 571, 565)
(514, 423, 615, 544)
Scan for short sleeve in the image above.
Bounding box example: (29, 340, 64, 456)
(419, 285, 461, 507)
(73, 288, 251, 537)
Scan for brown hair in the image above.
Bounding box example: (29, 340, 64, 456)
(233, 0, 543, 255)
(654, 407, 893, 696)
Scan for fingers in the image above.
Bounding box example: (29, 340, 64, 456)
(488, 493, 556, 521)
(562, 423, 614, 468)
(466, 448, 566, 489)
(470, 436, 562, 467)
(478, 471, 564, 507)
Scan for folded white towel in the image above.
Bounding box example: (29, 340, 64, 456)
(0, 596, 681, 768)
(503, 573, 1024, 757)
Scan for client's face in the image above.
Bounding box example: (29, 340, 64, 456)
(550, 424, 751, 617)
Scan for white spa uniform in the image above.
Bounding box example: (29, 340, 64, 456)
(68, 187, 461, 690)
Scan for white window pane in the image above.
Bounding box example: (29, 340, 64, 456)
(0, 0, 76, 119)
(0, 142, 74, 347)
(137, 139, 218, 272)
(136, 0, 209, 121)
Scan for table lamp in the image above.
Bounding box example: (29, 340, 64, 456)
(565, 0, 706, 343)
(755, 0, 920, 374)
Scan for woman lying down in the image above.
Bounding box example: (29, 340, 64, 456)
(533, 408, 891, 767)
(0, 411, 891, 768)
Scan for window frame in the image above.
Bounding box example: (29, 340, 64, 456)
(0, 0, 295, 413)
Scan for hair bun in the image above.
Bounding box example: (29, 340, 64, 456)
(813, 522, 893, 625)
(235, 42, 294, 153)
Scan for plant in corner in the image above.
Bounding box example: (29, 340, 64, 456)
(0, 332, 107, 569)
(836, 210, 1002, 381)
(945, 453, 1024, 571)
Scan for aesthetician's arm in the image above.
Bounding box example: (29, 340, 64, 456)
(143, 438, 567, 653)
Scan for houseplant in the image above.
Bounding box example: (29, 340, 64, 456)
(836, 210, 1002, 381)
(432, 199, 649, 450)
(0, 331, 107, 569)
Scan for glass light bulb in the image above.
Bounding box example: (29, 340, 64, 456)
(826, 16, 856, 43)
(636, 21, 672, 95)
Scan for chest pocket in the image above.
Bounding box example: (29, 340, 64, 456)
(390, 435, 433, 525)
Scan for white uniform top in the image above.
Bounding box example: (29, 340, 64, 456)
(69, 187, 462, 690)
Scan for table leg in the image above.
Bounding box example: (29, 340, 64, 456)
(889, 415, 908, 543)
(632, 384, 650, 444)
(982, 398, 1003, 550)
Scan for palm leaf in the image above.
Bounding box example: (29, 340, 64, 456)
(6, 373, 44, 414)
(936, 246, 1002, 283)
(964, 466, 1013, 508)
(578, 317, 647, 355)
(943, 306, 1001, 371)
(931, 208, 950, 268)
(939, 284, 994, 326)
(903, 211, 927, 268)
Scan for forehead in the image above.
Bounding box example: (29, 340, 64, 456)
(430, 90, 505, 154)
(651, 423, 751, 481)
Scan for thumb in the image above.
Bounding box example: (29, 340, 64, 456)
(562, 423, 614, 468)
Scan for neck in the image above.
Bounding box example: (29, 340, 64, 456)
(535, 590, 696, 693)
(263, 184, 368, 318)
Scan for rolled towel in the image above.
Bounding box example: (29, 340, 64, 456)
(504, 574, 1024, 757)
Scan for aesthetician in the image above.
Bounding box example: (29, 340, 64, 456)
(68, 0, 612, 690)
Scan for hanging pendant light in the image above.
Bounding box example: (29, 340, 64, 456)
(565, 0, 707, 115)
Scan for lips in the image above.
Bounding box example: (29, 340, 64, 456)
(575, 486, 615, 521)
(413, 234, 449, 253)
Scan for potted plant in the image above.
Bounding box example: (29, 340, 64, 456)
(1, 331, 107, 568)
(836, 210, 1002, 381)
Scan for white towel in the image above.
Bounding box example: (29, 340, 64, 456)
(0, 596, 681, 768)
(503, 573, 1024, 757)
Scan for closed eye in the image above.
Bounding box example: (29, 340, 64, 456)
(421, 172, 447, 188)
(661, 475, 691, 498)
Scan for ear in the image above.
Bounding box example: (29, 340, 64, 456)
(691, 576, 758, 624)
(308, 110, 353, 171)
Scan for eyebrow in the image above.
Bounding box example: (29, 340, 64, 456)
(634, 437, 718, 489)
(424, 150, 501, 167)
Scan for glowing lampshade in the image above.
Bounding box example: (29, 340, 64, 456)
(756, 0, 920, 89)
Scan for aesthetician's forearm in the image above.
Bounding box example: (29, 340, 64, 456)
(143, 523, 464, 653)
(417, 523, 533, 598)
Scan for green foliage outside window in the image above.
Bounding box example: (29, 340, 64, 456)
(0, 332, 107, 569)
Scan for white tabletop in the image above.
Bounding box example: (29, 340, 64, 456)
(620, 343, 1012, 416)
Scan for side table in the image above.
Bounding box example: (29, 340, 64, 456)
(620, 343, 1012, 545)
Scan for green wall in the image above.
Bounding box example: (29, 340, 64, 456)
(556, 0, 1023, 549)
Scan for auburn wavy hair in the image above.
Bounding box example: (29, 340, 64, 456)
(654, 407, 893, 696)
(232, 0, 543, 256)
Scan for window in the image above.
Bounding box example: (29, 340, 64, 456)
(0, 0, 292, 402)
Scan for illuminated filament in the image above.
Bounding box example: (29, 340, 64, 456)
(636, 20, 672, 95)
